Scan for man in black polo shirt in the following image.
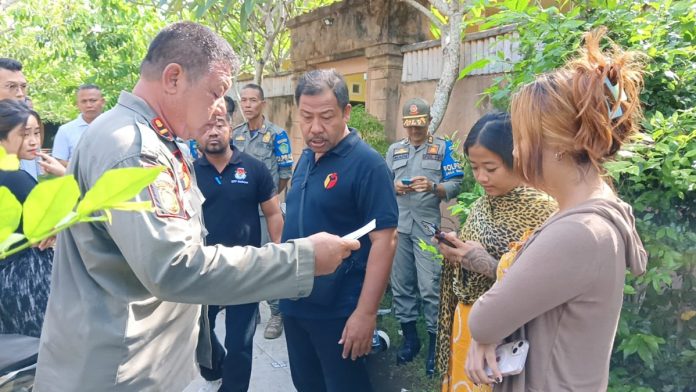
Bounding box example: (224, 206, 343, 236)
(194, 106, 282, 392)
(280, 69, 398, 392)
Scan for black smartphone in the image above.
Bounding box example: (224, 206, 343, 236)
(420, 220, 456, 248)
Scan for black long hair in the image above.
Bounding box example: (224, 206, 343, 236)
(0, 99, 31, 141)
(463, 112, 514, 169)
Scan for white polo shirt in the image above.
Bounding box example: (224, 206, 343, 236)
(52, 114, 90, 162)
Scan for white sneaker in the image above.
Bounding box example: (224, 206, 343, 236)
(198, 379, 222, 392)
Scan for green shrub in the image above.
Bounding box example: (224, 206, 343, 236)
(474, 1, 696, 390)
(348, 104, 390, 157)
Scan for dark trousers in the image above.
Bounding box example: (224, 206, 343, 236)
(284, 315, 373, 392)
(200, 303, 259, 392)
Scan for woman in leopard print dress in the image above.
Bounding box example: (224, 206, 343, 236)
(434, 112, 556, 392)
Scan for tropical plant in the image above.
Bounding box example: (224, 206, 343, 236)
(0, 0, 169, 124)
(348, 104, 390, 157)
(0, 147, 161, 260)
(160, 0, 335, 84)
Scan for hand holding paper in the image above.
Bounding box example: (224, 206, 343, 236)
(342, 219, 376, 241)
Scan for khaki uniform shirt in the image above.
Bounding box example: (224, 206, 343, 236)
(385, 136, 464, 234)
(232, 119, 292, 193)
(34, 92, 315, 391)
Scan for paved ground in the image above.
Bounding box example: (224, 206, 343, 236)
(184, 302, 296, 392)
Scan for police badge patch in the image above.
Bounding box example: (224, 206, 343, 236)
(147, 167, 187, 219)
(427, 145, 440, 155)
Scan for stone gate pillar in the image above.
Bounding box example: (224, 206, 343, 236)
(366, 43, 404, 142)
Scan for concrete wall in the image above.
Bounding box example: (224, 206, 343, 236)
(288, 0, 428, 69)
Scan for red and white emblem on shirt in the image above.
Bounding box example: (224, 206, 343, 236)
(235, 168, 247, 180)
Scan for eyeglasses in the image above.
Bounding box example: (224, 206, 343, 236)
(2, 82, 28, 93)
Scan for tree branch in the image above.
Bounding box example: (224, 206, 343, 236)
(430, 0, 451, 16)
(400, 0, 444, 29)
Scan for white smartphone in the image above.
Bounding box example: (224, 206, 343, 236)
(484, 340, 529, 378)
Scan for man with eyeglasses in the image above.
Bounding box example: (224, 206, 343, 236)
(52, 84, 106, 166)
(0, 58, 28, 102)
(0, 58, 40, 180)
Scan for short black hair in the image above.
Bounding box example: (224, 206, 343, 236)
(0, 99, 31, 141)
(464, 112, 514, 169)
(224, 96, 235, 123)
(140, 22, 239, 82)
(77, 84, 101, 93)
(295, 69, 349, 110)
(241, 83, 265, 100)
(0, 58, 22, 72)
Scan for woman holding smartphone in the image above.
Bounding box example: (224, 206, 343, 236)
(460, 29, 647, 390)
(434, 112, 556, 392)
(0, 99, 60, 337)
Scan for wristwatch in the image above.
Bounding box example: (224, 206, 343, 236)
(431, 182, 438, 193)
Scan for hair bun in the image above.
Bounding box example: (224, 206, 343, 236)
(569, 27, 644, 163)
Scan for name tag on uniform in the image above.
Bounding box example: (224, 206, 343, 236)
(423, 153, 444, 161)
(393, 147, 409, 160)
(235, 135, 245, 141)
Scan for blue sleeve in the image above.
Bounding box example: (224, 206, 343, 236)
(356, 155, 399, 230)
(273, 130, 293, 168)
(441, 139, 464, 180)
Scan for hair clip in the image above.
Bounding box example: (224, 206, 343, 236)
(604, 76, 627, 120)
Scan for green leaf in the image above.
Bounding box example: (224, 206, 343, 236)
(195, 0, 217, 19)
(0, 186, 22, 242)
(636, 345, 654, 368)
(511, 0, 530, 12)
(458, 58, 491, 80)
(240, 0, 256, 30)
(0, 233, 25, 253)
(76, 167, 163, 217)
(110, 201, 155, 212)
(22, 176, 80, 241)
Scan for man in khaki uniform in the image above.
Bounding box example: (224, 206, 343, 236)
(386, 98, 463, 376)
(34, 22, 358, 392)
(232, 83, 293, 339)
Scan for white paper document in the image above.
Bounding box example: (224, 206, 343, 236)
(342, 219, 376, 241)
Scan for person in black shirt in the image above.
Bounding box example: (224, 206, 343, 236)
(0, 99, 55, 337)
(193, 106, 281, 392)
